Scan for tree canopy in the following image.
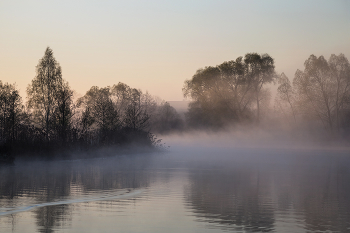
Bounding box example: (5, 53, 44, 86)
(27, 47, 73, 142)
(183, 53, 276, 128)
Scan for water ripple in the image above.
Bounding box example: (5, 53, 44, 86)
(0, 189, 144, 216)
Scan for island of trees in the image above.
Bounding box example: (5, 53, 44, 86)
(1, 48, 350, 163)
(0, 47, 183, 162)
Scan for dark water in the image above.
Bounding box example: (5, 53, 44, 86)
(1, 144, 350, 232)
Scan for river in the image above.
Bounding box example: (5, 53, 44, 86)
(1, 137, 350, 232)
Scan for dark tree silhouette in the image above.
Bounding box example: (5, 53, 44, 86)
(124, 89, 150, 131)
(27, 47, 73, 142)
(1, 48, 162, 161)
(77, 86, 120, 144)
(0, 82, 23, 143)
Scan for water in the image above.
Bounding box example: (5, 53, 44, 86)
(1, 144, 350, 233)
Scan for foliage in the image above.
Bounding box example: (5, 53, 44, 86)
(183, 53, 276, 128)
(0, 82, 23, 143)
(1, 47, 185, 160)
(4, 47, 350, 161)
(27, 47, 73, 142)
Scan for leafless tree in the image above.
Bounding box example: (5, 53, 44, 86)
(274, 73, 297, 123)
(293, 54, 350, 131)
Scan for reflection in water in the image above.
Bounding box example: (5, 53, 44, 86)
(1, 149, 350, 232)
(34, 204, 71, 233)
(184, 163, 275, 232)
(295, 158, 350, 232)
(184, 150, 350, 232)
(0, 155, 153, 233)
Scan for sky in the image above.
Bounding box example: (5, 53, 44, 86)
(0, 0, 349, 101)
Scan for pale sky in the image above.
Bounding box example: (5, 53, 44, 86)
(1, 0, 349, 101)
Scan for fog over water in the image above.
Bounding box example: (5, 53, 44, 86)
(1, 131, 350, 233)
(1, 1, 349, 231)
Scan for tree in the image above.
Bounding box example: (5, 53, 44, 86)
(124, 88, 150, 131)
(293, 54, 350, 131)
(110, 82, 133, 114)
(328, 54, 350, 130)
(151, 102, 183, 134)
(55, 82, 73, 143)
(27, 47, 72, 142)
(77, 86, 120, 143)
(183, 66, 234, 128)
(217, 57, 253, 119)
(274, 73, 297, 123)
(0, 81, 23, 142)
(244, 53, 276, 123)
(183, 53, 276, 128)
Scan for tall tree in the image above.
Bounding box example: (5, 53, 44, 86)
(244, 53, 276, 123)
(27, 47, 72, 141)
(218, 57, 253, 119)
(55, 82, 73, 143)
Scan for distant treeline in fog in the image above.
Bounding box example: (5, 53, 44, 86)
(0, 47, 183, 162)
(1, 48, 350, 161)
(184, 53, 350, 135)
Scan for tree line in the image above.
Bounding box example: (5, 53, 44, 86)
(275, 54, 350, 132)
(1, 49, 350, 162)
(0, 47, 183, 162)
(183, 53, 350, 135)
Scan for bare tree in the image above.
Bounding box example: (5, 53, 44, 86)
(328, 54, 350, 130)
(274, 73, 297, 123)
(293, 54, 350, 131)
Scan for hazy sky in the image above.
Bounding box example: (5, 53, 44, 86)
(1, 0, 349, 101)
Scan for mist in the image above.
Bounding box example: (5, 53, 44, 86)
(1, 45, 350, 233)
(1, 0, 350, 231)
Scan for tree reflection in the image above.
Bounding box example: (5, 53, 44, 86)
(0, 155, 153, 233)
(184, 152, 350, 232)
(35, 204, 70, 233)
(184, 165, 275, 232)
(294, 155, 350, 232)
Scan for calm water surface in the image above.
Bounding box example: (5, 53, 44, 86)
(1, 145, 350, 233)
